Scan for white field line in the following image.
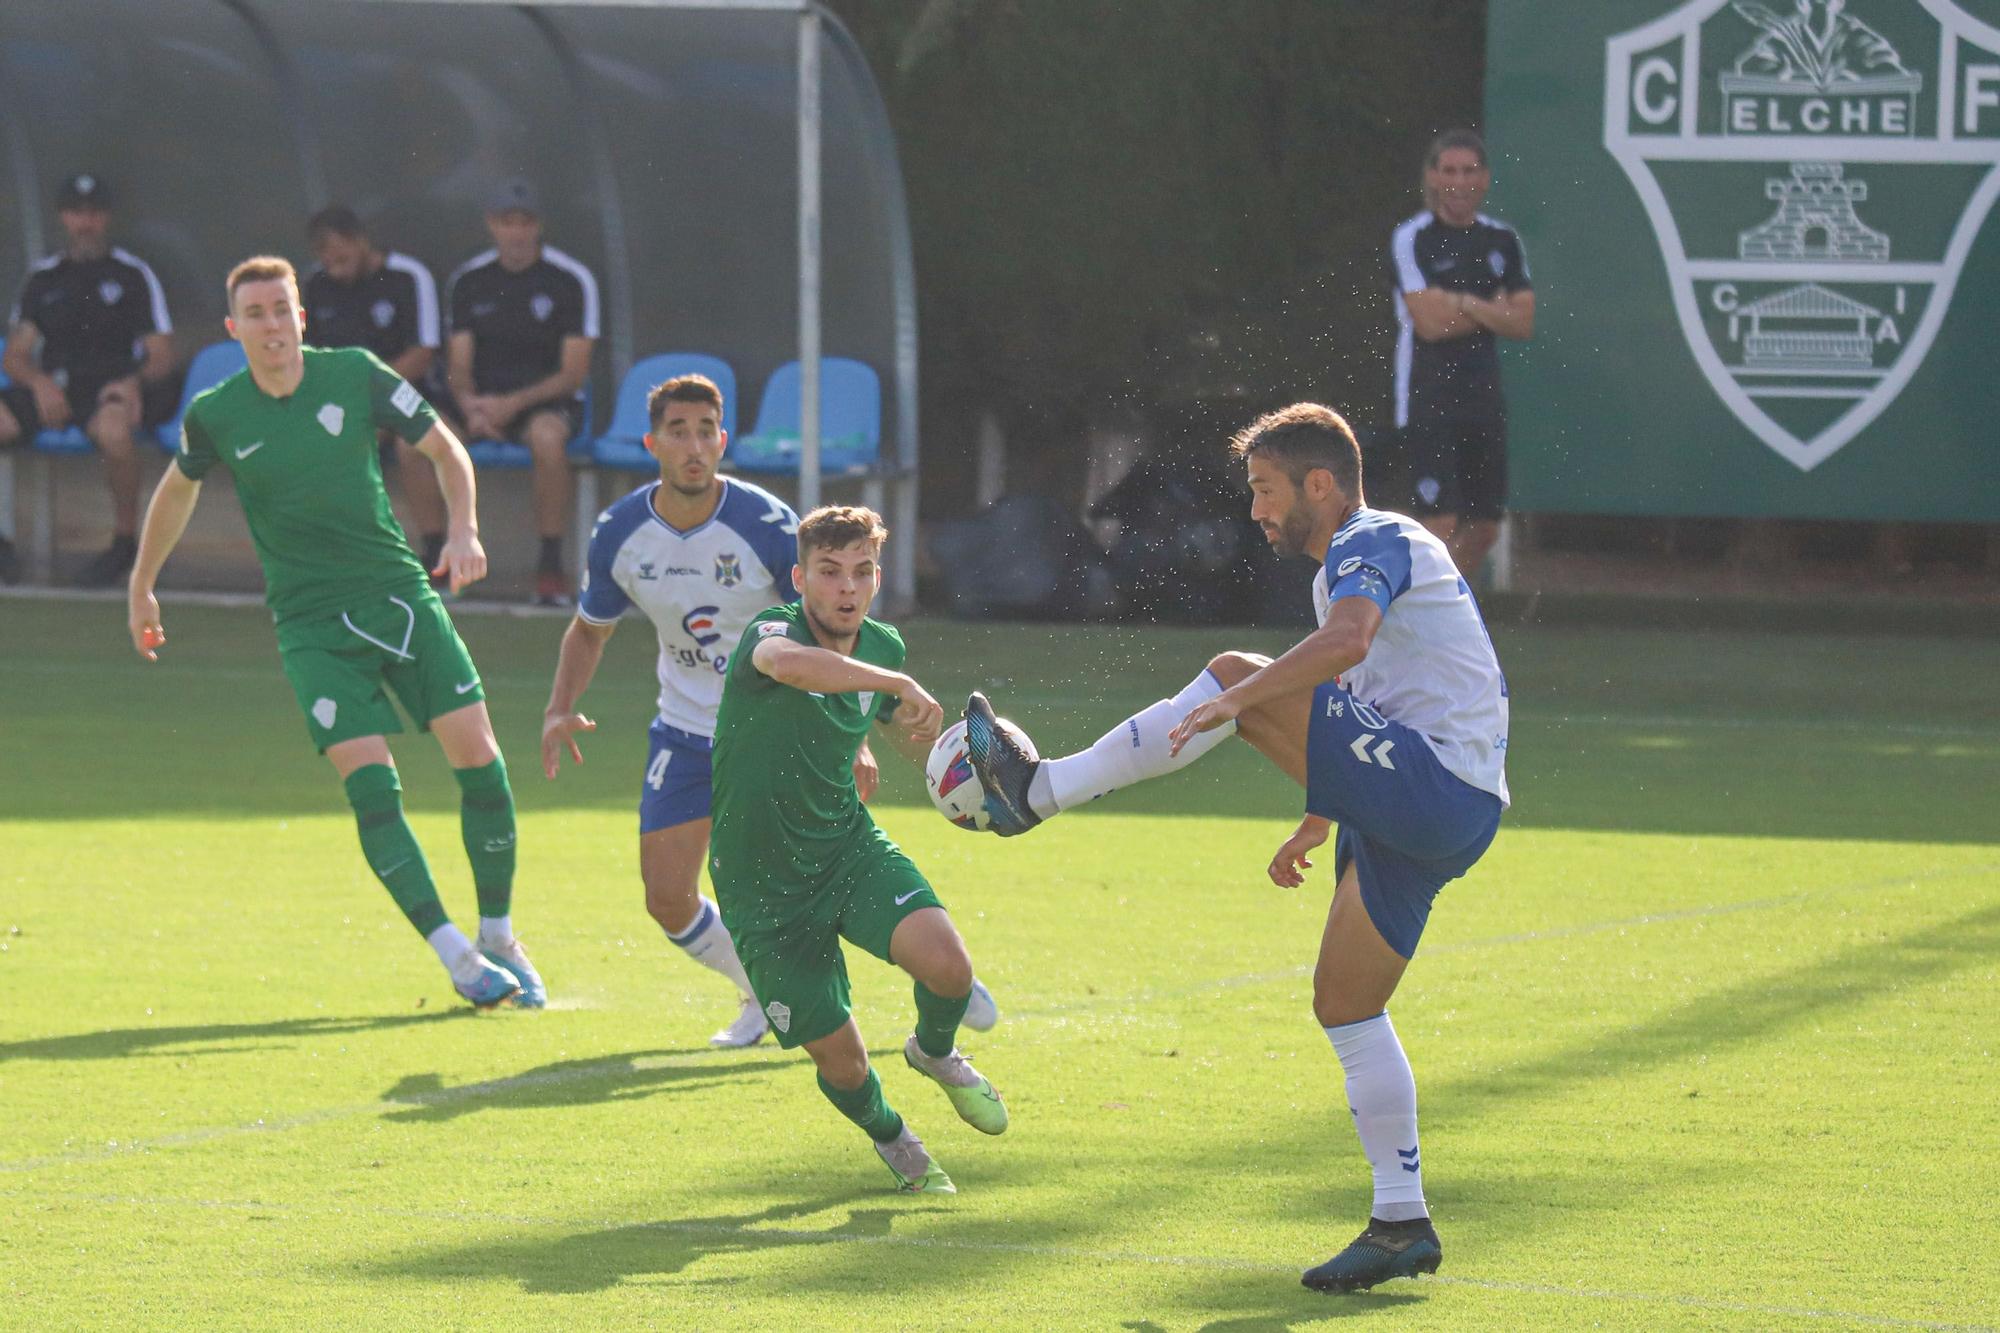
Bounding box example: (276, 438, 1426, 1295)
(3, 1188, 1992, 1331)
(5, 862, 1993, 1176)
(4, 652, 1997, 741)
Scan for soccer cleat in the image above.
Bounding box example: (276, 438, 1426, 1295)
(454, 954, 522, 1010)
(479, 937, 546, 1009)
(962, 692, 1042, 837)
(710, 995, 770, 1048)
(903, 1034, 1008, 1135)
(533, 570, 570, 608)
(962, 977, 1000, 1033)
(1301, 1217, 1443, 1293)
(80, 537, 137, 589)
(873, 1123, 955, 1194)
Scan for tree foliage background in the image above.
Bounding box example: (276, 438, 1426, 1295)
(824, 0, 1487, 512)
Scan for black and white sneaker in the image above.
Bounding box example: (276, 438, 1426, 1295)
(1301, 1216, 1442, 1293)
(962, 692, 1042, 837)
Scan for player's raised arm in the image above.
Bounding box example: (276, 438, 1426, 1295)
(750, 636, 940, 744)
(126, 461, 202, 661)
(541, 614, 615, 778)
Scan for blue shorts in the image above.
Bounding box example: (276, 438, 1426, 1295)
(1304, 683, 1503, 959)
(639, 721, 715, 834)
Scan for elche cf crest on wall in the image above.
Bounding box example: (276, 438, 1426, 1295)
(1605, 0, 2000, 470)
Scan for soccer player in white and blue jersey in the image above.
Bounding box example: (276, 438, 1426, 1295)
(540, 374, 997, 1046)
(966, 402, 1506, 1294)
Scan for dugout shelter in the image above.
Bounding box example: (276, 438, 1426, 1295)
(0, 0, 919, 603)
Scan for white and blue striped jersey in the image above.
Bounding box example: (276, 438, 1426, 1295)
(1312, 508, 1510, 805)
(577, 478, 800, 738)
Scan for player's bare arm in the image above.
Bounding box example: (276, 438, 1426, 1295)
(138, 329, 173, 385)
(750, 637, 941, 743)
(853, 738, 882, 801)
(445, 330, 488, 436)
(1459, 287, 1535, 340)
(1170, 598, 1382, 753)
(411, 421, 486, 591)
(541, 614, 616, 777)
(126, 465, 203, 660)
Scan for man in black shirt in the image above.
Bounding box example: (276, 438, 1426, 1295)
(445, 179, 598, 606)
(304, 205, 447, 571)
(0, 174, 173, 585)
(1388, 131, 1535, 577)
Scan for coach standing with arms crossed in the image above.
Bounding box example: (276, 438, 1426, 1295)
(1388, 130, 1534, 579)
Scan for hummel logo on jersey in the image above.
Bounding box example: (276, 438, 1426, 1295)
(316, 403, 345, 435)
(1325, 698, 1345, 718)
(893, 889, 924, 905)
(454, 679, 479, 694)
(234, 440, 266, 459)
(1350, 734, 1398, 768)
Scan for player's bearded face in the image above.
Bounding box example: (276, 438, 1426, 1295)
(798, 543, 881, 641)
(1248, 461, 1315, 558)
(648, 404, 726, 497)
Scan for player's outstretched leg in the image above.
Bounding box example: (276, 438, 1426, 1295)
(1301, 1217, 1442, 1293)
(892, 908, 1008, 1135)
(456, 756, 546, 1008)
(809, 1022, 954, 1193)
(966, 664, 1244, 835)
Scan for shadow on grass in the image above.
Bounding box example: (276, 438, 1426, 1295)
(0, 1011, 459, 1063)
(378, 1046, 805, 1123)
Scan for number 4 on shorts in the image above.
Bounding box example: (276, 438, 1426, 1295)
(647, 749, 671, 790)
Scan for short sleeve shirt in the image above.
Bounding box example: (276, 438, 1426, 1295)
(303, 252, 440, 364)
(9, 248, 171, 384)
(709, 603, 906, 886)
(178, 346, 439, 624)
(445, 246, 599, 395)
(1388, 211, 1531, 426)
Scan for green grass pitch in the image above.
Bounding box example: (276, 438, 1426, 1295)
(2, 595, 1996, 1330)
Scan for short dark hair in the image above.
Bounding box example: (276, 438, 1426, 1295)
(647, 374, 724, 429)
(1228, 402, 1362, 497)
(305, 205, 367, 246)
(226, 255, 298, 309)
(796, 504, 888, 561)
(1425, 128, 1487, 170)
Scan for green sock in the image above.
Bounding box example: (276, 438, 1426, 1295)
(454, 757, 516, 920)
(343, 764, 448, 937)
(913, 981, 970, 1059)
(817, 1069, 905, 1144)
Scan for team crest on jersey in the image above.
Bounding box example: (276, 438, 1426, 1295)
(316, 403, 345, 435)
(681, 606, 722, 647)
(1606, 0, 2000, 471)
(371, 299, 396, 329)
(714, 552, 742, 587)
(97, 279, 123, 306)
(530, 292, 555, 322)
(764, 999, 791, 1033)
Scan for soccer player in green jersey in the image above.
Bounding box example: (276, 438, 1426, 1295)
(710, 505, 1006, 1193)
(124, 255, 543, 1010)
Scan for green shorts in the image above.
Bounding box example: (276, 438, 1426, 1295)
(717, 827, 942, 1051)
(274, 587, 485, 751)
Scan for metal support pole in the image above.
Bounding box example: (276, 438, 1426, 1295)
(797, 6, 822, 512)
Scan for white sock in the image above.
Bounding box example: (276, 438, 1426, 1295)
(477, 915, 513, 948)
(427, 923, 483, 983)
(1325, 1012, 1428, 1222)
(1035, 669, 1235, 816)
(666, 897, 754, 998)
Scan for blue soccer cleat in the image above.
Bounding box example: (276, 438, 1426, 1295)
(962, 692, 1042, 837)
(1301, 1217, 1443, 1293)
(480, 937, 546, 1009)
(454, 954, 521, 1010)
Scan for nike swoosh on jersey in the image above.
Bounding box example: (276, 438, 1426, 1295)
(235, 441, 265, 458)
(454, 679, 480, 694)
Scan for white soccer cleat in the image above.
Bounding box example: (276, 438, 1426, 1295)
(710, 995, 770, 1048)
(963, 977, 1000, 1032)
(874, 1123, 955, 1194)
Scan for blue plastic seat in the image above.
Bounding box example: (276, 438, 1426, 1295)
(156, 341, 249, 451)
(464, 385, 594, 468)
(585, 352, 737, 473)
(730, 357, 881, 475)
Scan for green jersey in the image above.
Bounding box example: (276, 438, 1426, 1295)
(177, 346, 439, 624)
(710, 602, 906, 887)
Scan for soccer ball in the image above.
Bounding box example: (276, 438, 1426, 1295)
(925, 717, 1037, 831)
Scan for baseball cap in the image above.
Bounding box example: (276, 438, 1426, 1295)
(56, 173, 112, 210)
(485, 177, 541, 216)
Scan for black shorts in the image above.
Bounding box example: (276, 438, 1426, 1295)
(427, 378, 583, 444)
(1403, 413, 1507, 521)
(0, 371, 136, 437)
